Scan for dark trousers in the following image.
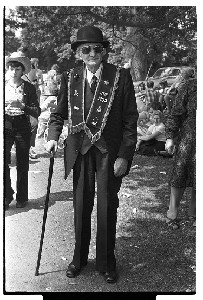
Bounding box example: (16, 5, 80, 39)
(5, 115, 31, 203)
(138, 138, 165, 156)
(30, 125, 38, 147)
(72, 146, 122, 272)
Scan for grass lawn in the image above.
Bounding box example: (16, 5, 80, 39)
(116, 154, 196, 293)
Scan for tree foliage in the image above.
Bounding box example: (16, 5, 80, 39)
(5, 6, 197, 80)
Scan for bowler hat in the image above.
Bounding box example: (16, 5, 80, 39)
(71, 25, 110, 51)
(6, 52, 31, 74)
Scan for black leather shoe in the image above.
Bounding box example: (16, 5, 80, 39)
(66, 261, 87, 278)
(5, 203, 10, 211)
(66, 264, 81, 278)
(103, 270, 118, 284)
(5, 197, 14, 210)
(16, 201, 27, 208)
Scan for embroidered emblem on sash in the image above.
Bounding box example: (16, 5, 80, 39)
(100, 92, 108, 97)
(67, 65, 121, 143)
(98, 96, 107, 103)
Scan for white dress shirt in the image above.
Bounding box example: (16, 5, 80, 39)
(86, 64, 102, 86)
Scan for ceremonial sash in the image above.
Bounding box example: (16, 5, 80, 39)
(67, 64, 120, 143)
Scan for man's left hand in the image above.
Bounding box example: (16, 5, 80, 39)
(114, 158, 128, 177)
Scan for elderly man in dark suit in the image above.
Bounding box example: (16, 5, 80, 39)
(46, 25, 138, 283)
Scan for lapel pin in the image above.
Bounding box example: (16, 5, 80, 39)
(74, 74, 80, 79)
(104, 80, 109, 85)
(74, 90, 79, 96)
(97, 106, 102, 113)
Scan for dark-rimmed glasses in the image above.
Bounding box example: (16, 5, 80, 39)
(81, 45, 104, 55)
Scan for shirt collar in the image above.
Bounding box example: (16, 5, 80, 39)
(86, 64, 103, 85)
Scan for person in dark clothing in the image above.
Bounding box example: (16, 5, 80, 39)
(46, 25, 138, 283)
(5, 52, 41, 210)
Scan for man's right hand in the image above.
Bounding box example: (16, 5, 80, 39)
(45, 140, 58, 154)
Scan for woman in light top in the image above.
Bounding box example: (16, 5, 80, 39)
(136, 110, 166, 156)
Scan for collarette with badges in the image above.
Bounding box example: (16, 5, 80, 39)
(67, 62, 120, 143)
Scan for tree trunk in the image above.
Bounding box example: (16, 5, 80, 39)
(124, 27, 148, 82)
(123, 7, 148, 82)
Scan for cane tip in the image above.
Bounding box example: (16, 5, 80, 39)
(35, 270, 39, 276)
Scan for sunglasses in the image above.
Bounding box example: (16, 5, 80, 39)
(81, 45, 104, 55)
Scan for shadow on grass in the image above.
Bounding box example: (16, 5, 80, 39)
(123, 154, 193, 219)
(116, 215, 196, 292)
(5, 190, 73, 217)
(125, 155, 172, 188)
(114, 154, 196, 292)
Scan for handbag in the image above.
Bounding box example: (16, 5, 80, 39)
(30, 115, 38, 132)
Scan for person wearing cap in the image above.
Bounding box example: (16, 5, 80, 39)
(46, 25, 138, 283)
(5, 52, 41, 210)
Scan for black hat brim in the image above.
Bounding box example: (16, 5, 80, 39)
(71, 40, 110, 52)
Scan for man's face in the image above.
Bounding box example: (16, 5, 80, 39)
(77, 43, 106, 70)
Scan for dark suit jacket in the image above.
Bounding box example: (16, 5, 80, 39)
(48, 62, 138, 179)
(22, 80, 41, 119)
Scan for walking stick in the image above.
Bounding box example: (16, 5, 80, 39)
(35, 153, 54, 276)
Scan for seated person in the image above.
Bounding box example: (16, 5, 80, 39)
(137, 102, 164, 136)
(136, 110, 166, 156)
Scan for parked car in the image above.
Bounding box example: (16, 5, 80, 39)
(134, 66, 195, 92)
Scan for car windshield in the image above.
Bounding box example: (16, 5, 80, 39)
(152, 68, 171, 78)
(168, 68, 181, 77)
